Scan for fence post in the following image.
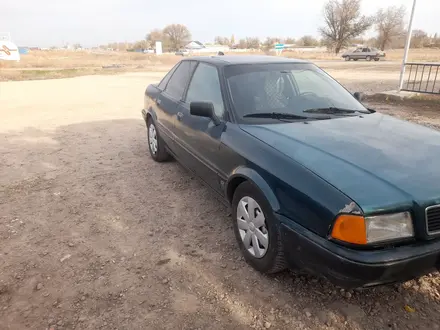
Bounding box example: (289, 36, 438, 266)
(399, 0, 417, 92)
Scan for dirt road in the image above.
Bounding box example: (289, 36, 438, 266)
(317, 60, 401, 93)
(1, 72, 439, 330)
(2, 56, 403, 93)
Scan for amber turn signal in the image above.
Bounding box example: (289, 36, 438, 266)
(331, 214, 367, 245)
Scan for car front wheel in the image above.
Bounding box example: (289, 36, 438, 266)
(147, 118, 170, 162)
(345, 56, 351, 61)
(232, 181, 286, 274)
(366, 55, 372, 61)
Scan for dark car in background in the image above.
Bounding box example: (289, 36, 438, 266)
(141, 55, 440, 288)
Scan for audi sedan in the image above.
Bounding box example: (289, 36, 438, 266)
(141, 55, 440, 288)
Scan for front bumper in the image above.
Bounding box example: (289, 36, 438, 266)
(278, 214, 440, 288)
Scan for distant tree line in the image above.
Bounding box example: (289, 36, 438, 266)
(102, 24, 192, 52)
(319, 0, 439, 54)
(103, 1, 439, 54)
(213, 36, 321, 49)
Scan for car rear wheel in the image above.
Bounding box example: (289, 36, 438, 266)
(366, 56, 372, 61)
(232, 181, 286, 274)
(147, 118, 170, 162)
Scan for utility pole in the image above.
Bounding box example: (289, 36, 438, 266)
(398, 0, 417, 91)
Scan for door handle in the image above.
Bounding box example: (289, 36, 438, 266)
(177, 112, 184, 121)
(155, 98, 162, 105)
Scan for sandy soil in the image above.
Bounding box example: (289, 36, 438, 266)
(0, 71, 439, 330)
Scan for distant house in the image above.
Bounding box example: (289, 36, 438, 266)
(185, 41, 205, 50)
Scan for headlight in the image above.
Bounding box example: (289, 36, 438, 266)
(331, 212, 414, 245)
(366, 212, 413, 243)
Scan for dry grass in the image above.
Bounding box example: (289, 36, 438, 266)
(0, 50, 179, 81)
(0, 50, 179, 69)
(1, 48, 439, 81)
(386, 48, 440, 62)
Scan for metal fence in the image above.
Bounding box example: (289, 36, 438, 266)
(401, 62, 440, 94)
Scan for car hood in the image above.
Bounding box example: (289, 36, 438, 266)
(240, 113, 440, 213)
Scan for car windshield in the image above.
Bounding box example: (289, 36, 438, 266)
(225, 63, 369, 123)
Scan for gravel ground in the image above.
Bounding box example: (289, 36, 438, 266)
(0, 70, 439, 330)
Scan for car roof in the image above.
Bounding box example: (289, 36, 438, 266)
(181, 55, 310, 67)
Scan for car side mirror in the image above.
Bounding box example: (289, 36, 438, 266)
(190, 101, 220, 125)
(353, 92, 363, 102)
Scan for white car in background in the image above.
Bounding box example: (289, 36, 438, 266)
(342, 47, 386, 61)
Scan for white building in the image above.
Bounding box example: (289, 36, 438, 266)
(185, 41, 205, 50)
(0, 32, 20, 61)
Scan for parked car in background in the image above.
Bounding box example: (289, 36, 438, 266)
(175, 49, 189, 56)
(342, 47, 386, 61)
(142, 55, 440, 288)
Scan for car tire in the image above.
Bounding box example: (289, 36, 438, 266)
(146, 118, 170, 162)
(366, 56, 372, 61)
(374, 58, 380, 61)
(345, 56, 351, 61)
(353, 58, 358, 61)
(232, 181, 286, 274)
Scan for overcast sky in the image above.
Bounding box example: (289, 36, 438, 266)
(1, 0, 437, 47)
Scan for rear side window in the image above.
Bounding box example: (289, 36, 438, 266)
(165, 61, 195, 100)
(158, 64, 178, 90)
(186, 63, 225, 118)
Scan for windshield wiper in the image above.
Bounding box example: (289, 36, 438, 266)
(243, 112, 329, 120)
(303, 107, 368, 115)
